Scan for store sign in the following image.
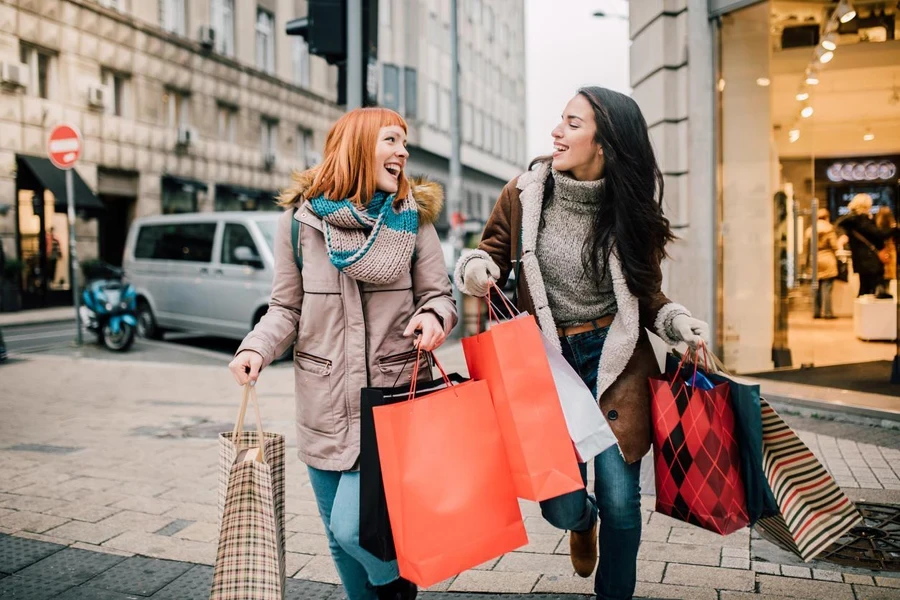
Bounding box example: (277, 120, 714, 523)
(826, 160, 897, 183)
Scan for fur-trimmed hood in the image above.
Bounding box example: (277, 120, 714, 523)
(278, 167, 444, 225)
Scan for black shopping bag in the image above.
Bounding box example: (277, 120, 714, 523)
(359, 371, 468, 561)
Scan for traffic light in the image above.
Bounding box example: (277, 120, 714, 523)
(286, 0, 378, 106)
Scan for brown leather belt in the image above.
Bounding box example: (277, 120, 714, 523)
(557, 315, 615, 338)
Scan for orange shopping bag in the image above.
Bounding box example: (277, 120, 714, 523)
(373, 354, 528, 588)
(461, 290, 583, 501)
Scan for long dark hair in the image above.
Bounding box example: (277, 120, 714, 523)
(535, 86, 675, 299)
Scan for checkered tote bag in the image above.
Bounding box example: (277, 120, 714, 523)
(649, 347, 749, 536)
(754, 399, 862, 562)
(211, 383, 286, 599)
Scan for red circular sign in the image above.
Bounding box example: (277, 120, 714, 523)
(47, 124, 82, 170)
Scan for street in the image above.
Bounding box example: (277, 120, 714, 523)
(2, 320, 250, 368)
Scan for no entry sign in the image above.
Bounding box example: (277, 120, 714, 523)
(47, 124, 82, 170)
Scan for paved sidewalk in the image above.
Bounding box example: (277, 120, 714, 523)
(0, 354, 899, 599)
(0, 307, 74, 327)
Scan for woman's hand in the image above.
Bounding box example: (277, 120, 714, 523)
(229, 350, 264, 386)
(671, 315, 710, 349)
(404, 313, 446, 352)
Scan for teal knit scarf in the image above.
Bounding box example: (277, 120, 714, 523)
(309, 191, 419, 284)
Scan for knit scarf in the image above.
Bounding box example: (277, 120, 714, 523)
(309, 191, 418, 284)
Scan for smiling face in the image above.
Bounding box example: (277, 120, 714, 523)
(374, 125, 409, 194)
(550, 94, 605, 181)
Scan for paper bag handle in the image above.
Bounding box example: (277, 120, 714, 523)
(232, 383, 268, 463)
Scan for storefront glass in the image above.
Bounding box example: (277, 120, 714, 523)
(718, 1, 900, 377)
(17, 188, 71, 298)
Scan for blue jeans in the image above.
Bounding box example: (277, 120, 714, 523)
(307, 466, 399, 600)
(539, 326, 643, 600)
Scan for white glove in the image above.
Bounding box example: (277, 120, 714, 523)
(463, 257, 500, 297)
(671, 314, 710, 349)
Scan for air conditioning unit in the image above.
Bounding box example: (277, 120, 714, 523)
(263, 152, 276, 170)
(198, 25, 216, 50)
(0, 61, 28, 88)
(177, 125, 195, 146)
(87, 85, 107, 109)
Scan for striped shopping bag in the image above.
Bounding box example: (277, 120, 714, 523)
(211, 383, 286, 599)
(754, 399, 862, 562)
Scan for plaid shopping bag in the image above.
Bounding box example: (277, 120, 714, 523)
(649, 347, 749, 535)
(755, 399, 862, 561)
(211, 384, 286, 600)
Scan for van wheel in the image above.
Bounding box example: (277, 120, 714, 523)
(137, 301, 163, 340)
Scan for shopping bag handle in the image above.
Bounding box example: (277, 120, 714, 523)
(232, 383, 268, 463)
(476, 281, 521, 333)
(406, 348, 455, 402)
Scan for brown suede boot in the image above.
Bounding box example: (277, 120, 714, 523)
(569, 521, 598, 578)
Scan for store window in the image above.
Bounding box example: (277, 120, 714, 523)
(162, 178, 200, 214)
(717, 0, 900, 375)
(17, 189, 70, 296)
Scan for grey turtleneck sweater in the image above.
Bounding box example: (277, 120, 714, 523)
(536, 169, 617, 327)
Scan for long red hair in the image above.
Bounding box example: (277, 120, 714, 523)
(305, 107, 409, 206)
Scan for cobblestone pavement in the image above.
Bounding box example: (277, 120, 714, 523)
(0, 353, 899, 599)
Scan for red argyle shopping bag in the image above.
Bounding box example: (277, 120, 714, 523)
(649, 346, 749, 535)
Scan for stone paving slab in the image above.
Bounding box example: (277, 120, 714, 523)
(2, 355, 900, 598)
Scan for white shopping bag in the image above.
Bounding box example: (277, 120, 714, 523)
(539, 333, 617, 462)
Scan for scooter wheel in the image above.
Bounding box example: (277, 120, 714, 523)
(103, 323, 135, 351)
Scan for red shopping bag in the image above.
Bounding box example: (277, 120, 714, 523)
(373, 354, 528, 588)
(649, 346, 749, 535)
(461, 291, 583, 501)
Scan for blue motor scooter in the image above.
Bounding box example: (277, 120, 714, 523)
(80, 262, 137, 351)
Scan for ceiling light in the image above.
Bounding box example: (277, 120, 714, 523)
(863, 129, 875, 141)
(789, 128, 801, 143)
(801, 104, 814, 118)
(821, 32, 838, 51)
(717, 78, 726, 92)
(796, 89, 809, 101)
(815, 46, 834, 64)
(805, 70, 820, 85)
(835, 0, 856, 24)
(756, 77, 771, 87)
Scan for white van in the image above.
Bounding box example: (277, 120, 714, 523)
(122, 212, 280, 341)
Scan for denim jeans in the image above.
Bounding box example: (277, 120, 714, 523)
(815, 278, 834, 317)
(538, 326, 643, 600)
(307, 466, 399, 600)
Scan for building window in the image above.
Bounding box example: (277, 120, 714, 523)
(161, 179, 203, 215)
(160, 0, 187, 35)
(101, 69, 129, 117)
(261, 117, 277, 155)
(217, 103, 237, 142)
(19, 44, 55, 100)
(210, 0, 235, 56)
(404, 67, 417, 118)
(98, 0, 123, 10)
(427, 81, 439, 126)
(380, 0, 392, 26)
(463, 102, 473, 142)
(292, 37, 310, 88)
(484, 6, 494, 41)
(440, 88, 450, 131)
(297, 127, 314, 169)
(165, 90, 190, 128)
(474, 109, 483, 146)
(256, 8, 275, 74)
(484, 116, 493, 151)
(382, 64, 400, 111)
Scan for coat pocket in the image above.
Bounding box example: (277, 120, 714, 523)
(376, 349, 430, 387)
(295, 352, 335, 434)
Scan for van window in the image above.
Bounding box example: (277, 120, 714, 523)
(221, 223, 259, 265)
(134, 223, 217, 262)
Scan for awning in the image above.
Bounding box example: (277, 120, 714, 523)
(162, 174, 209, 193)
(16, 155, 105, 213)
(216, 184, 277, 202)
